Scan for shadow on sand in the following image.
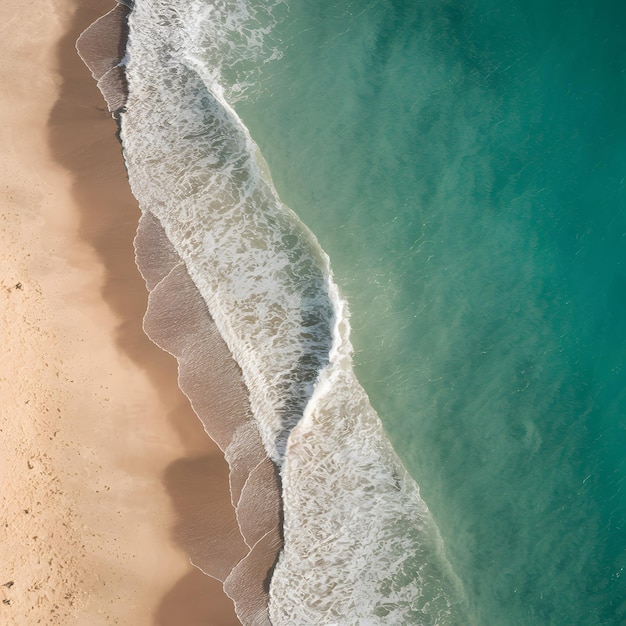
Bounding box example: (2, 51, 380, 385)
(47, 1, 240, 623)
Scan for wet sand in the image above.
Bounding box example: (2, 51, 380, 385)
(0, 0, 240, 623)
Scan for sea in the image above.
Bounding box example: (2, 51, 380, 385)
(119, 0, 626, 623)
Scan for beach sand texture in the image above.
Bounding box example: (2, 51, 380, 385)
(0, 0, 249, 623)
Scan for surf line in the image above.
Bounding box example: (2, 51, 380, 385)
(76, 4, 284, 624)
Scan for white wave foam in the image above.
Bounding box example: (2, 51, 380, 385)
(270, 281, 462, 623)
(122, 0, 466, 622)
(123, 1, 334, 463)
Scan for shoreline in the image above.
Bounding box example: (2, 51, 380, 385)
(0, 0, 239, 623)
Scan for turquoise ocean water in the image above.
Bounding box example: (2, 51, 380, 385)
(231, 1, 626, 623)
(121, 0, 626, 622)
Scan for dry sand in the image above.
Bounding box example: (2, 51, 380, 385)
(0, 0, 239, 623)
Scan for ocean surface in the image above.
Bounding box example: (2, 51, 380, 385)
(120, 0, 626, 623)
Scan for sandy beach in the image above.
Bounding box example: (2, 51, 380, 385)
(0, 0, 239, 623)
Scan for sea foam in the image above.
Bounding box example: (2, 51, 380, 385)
(87, 0, 468, 622)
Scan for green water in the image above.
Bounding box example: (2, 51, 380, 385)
(234, 1, 626, 622)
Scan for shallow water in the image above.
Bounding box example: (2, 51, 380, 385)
(234, 1, 626, 623)
(122, 0, 626, 623)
